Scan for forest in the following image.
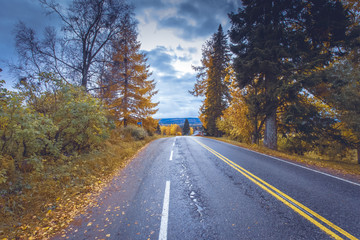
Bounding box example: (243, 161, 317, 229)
(191, 0, 360, 164)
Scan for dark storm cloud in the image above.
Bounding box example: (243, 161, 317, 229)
(178, 2, 199, 17)
(131, 0, 165, 10)
(134, 0, 239, 41)
(0, 0, 61, 58)
(1, 1, 37, 59)
(158, 15, 219, 40)
(144, 46, 178, 74)
(0, 0, 61, 87)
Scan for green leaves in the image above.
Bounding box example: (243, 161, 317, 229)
(52, 86, 109, 153)
(0, 83, 109, 161)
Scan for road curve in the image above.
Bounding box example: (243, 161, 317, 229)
(53, 136, 360, 240)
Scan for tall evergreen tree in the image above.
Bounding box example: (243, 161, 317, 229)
(103, 13, 158, 126)
(190, 25, 230, 137)
(183, 119, 190, 135)
(229, 0, 350, 150)
(314, 60, 360, 163)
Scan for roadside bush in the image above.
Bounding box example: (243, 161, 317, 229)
(52, 86, 109, 153)
(0, 92, 58, 159)
(121, 125, 148, 140)
(0, 83, 109, 161)
(0, 155, 15, 184)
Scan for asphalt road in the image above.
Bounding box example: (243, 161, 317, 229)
(54, 136, 360, 240)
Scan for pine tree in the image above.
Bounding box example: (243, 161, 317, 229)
(190, 25, 230, 137)
(104, 13, 158, 127)
(229, 0, 350, 150)
(183, 119, 190, 135)
(316, 60, 360, 163)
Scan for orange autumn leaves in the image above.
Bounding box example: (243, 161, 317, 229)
(99, 14, 158, 130)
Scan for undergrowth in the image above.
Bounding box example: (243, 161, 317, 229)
(0, 129, 158, 239)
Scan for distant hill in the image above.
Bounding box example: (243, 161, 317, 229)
(158, 118, 202, 126)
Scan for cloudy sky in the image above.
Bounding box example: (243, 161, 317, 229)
(0, 0, 240, 118)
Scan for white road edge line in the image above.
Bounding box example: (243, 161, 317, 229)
(159, 181, 171, 240)
(169, 150, 173, 161)
(195, 137, 360, 187)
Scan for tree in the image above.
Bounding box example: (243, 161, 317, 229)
(277, 91, 341, 155)
(160, 124, 182, 136)
(170, 124, 182, 136)
(314, 60, 360, 163)
(182, 119, 190, 135)
(142, 117, 159, 135)
(104, 13, 158, 127)
(189, 127, 194, 135)
(216, 68, 253, 143)
(14, 0, 132, 90)
(229, 0, 351, 150)
(1, 80, 109, 160)
(155, 123, 161, 135)
(190, 25, 230, 137)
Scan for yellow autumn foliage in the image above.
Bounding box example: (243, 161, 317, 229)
(101, 16, 158, 128)
(217, 74, 253, 143)
(160, 124, 182, 136)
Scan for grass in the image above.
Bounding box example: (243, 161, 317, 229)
(207, 136, 360, 182)
(0, 132, 159, 240)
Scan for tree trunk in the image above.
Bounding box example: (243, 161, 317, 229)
(264, 108, 277, 150)
(123, 56, 128, 128)
(252, 116, 259, 145)
(82, 68, 88, 89)
(357, 146, 360, 164)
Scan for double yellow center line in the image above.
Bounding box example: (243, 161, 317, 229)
(194, 139, 357, 240)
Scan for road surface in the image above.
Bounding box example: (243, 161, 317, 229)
(53, 136, 360, 240)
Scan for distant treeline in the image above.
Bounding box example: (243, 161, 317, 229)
(158, 118, 202, 126)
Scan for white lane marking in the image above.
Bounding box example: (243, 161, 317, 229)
(172, 141, 175, 147)
(159, 181, 171, 240)
(169, 150, 173, 161)
(195, 137, 360, 187)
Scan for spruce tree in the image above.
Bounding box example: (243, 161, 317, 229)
(183, 119, 190, 135)
(229, 0, 350, 150)
(315, 60, 360, 163)
(104, 13, 158, 127)
(190, 25, 230, 137)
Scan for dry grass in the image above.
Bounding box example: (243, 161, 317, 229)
(0, 134, 159, 240)
(208, 137, 360, 182)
